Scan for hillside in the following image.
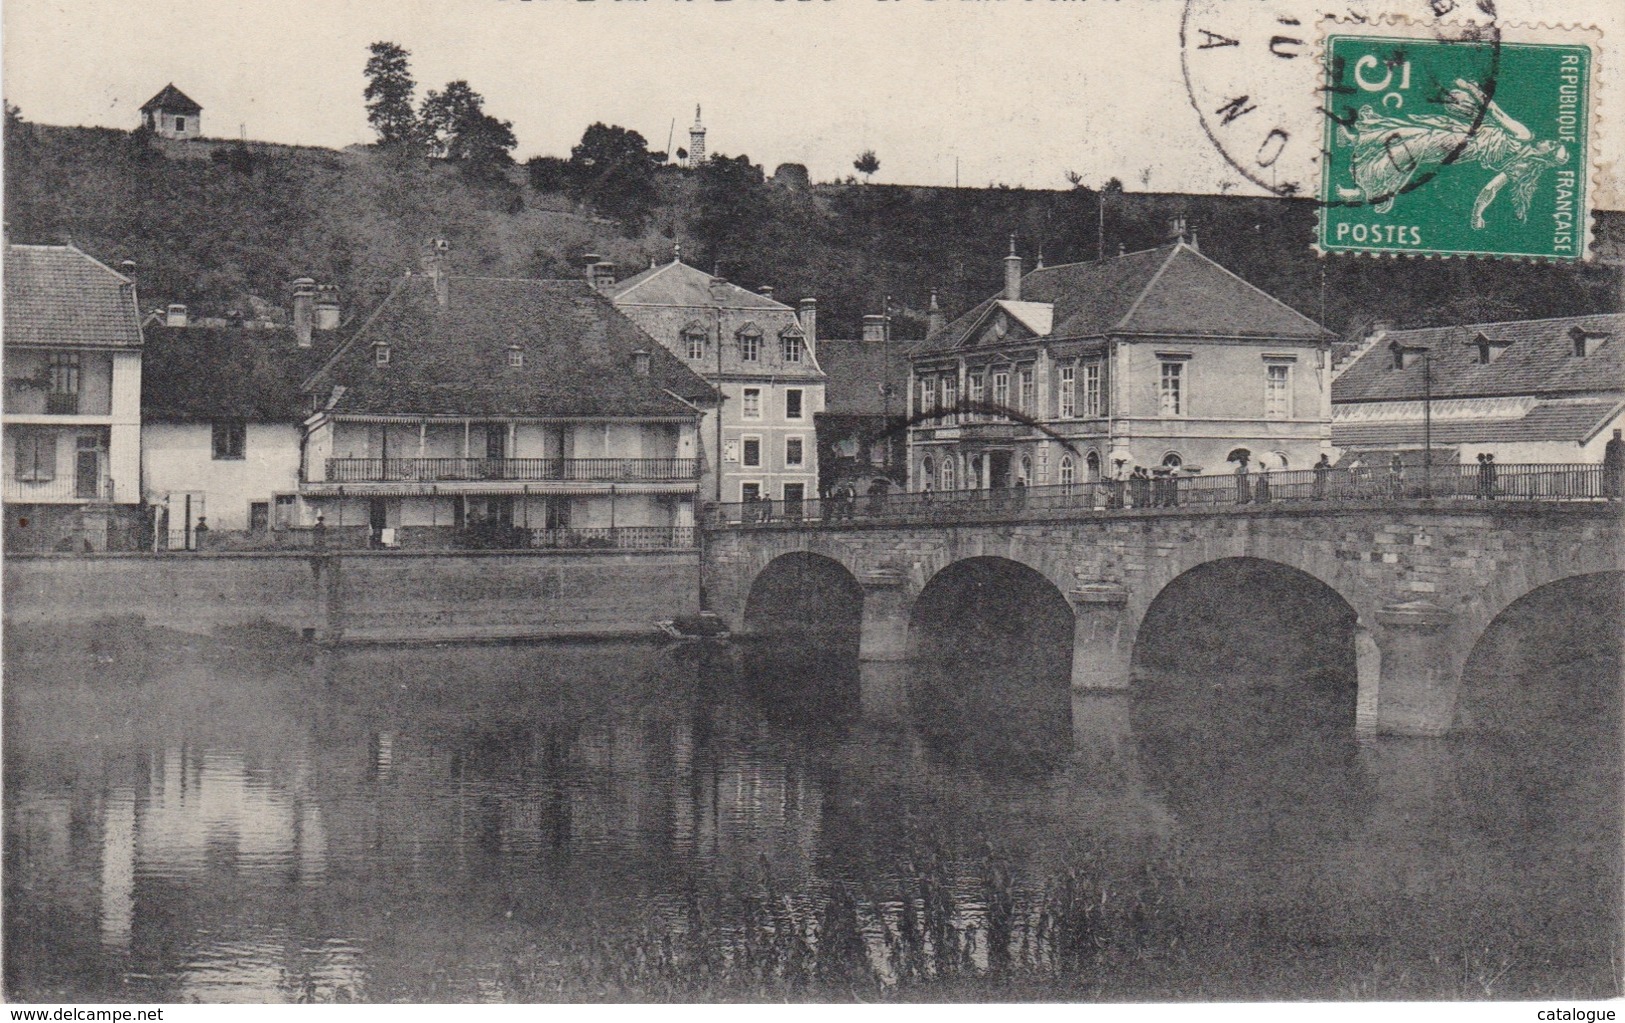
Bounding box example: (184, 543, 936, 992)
(4, 120, 1619, 340)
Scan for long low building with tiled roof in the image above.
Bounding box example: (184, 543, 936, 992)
(908, 236, 1336, 492)
(1331, 314, 1624, 464)
(298, 242, 719, 548)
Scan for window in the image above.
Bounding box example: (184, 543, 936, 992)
(785, 436, 804, 467)
(941, 376, 958, 422)
(742, 387, 762, 420)
(1019, 455, 1032, 485)
(1162, 452, 1183, 469)
(918, 377, 935, 416)
(212, 421, 246, 460)
(738, 330, 761, 362)
(1018, 367, 1035, 414)
(49, 353, 80, 395)
(1058, 365, 1076, 418)
(374, 342, 390, 365)
(1084, 362, 1101, 417)
(940, 458, 956, 491)
(921, 456, 934, 484)
(1265, 363, 1291, 419)
(1085, 451, 1101, 482)
(175, 116, 187, 133)
(991, 370, 1010, 409)
(782, 335, 803, 363)
(742, 436, 762, 467)
(740, 482, 761, 503)
(684, 330, 706, 360)
(508, 347, 524, 368)
(1059, 456, 1075, 486)
(967, 373, 984, 419)
(785, 388, 804, 420)
(1158, 361, 1184, 417)
(13, 431, 56, 482)
(273, 494, 297, 530)
(632, 351, 651, 376)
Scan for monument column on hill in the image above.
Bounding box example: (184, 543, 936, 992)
(688, 105, 707, 167)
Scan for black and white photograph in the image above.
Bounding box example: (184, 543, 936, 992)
(2, 0, 1622, 1011)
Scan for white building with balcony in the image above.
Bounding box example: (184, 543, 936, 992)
(299, 249, 717, 549)
(3, 244, 144, 551)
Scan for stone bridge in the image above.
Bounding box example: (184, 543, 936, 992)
(701, 502, 1623, 736)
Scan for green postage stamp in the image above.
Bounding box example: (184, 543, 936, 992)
(1318, 24, 1597, 261)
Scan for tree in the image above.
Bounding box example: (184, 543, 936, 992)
(694, 153, 769, 268)
(854, 149, 880, 182)
(568, 123, 659, 224)
(420, 81, 515, 168)
(363, 42, 420, 146)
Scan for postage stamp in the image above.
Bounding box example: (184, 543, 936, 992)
(1317, 21, 1601, 260)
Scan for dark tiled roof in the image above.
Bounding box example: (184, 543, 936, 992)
(1332, 399, 1623, 448)
(609, 259, 791, 311)
(140, 84, 202, 113)
(913, 242, 1330, 356)
(816, 339, 912, 415)
(1333, 314, 1625, 402)
(3, 244, 143, 348)
(143, 325, 333, 422)
(306, 276, 718, 419)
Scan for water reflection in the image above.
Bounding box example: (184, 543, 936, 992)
(4, 616, 1620, 1002)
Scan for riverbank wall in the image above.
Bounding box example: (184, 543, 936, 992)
(3, 549, 702, 644)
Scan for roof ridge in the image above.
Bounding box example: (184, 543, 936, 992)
(1112, 243, 1183, 331)
(1387, 311, 1625, 334)
(1025, 242, 1176, 275)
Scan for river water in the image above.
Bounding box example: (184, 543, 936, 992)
(4, 611, 1619, 1002)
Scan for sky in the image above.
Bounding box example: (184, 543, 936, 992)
(4, 0, 1620, 198)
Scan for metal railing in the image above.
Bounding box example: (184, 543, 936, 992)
(3, 475, 112, 503)
(709, 463, 1608, 529)
(323, 457, 699, 483)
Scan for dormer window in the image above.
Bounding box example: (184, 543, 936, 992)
(1469, 332, 1510, 365)
(1389, 341, 1423, 369)
(737, 325, 762, 362)
(632, 350, 652, 377)
(373, 341, 390, 366)
(507, 345, 524, 368)
(683, 326, 707, 360)
(1571, 325, 1609, 357)
(782, 333, 804, 363)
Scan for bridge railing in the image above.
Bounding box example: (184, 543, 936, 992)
(708, 463, 1607, 528)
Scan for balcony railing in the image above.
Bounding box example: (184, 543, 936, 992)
(3, 474, 112, 503)
(709, 463, 1608, 529)
(323, 457, 700, 484)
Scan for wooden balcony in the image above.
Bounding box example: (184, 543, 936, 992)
(322, 457, 700, 484)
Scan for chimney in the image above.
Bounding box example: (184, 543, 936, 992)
(798, 298, 817, 347)
(632, 349, 652, 377)
(926, 290, 944, 337)
(1168, 216, 1188, 243)
(422, 238, 450, 308)
(582, 253, 603, 290)
(862, 314, 888, 342)
(1003, 235, 1022, 301)
(119, 259, 137, 278)
(291, 277, 316, 347)
(315, 285, 340, 330)
(758, 284, 774, 301)
(591, 261, 617, 291)
(165, 303, 188, 328)
(1369, 319, 1393, 341)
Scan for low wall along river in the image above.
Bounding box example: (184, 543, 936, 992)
(2, 550, 703, 644)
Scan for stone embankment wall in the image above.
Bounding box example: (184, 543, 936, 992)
(4, 550, 701, 643)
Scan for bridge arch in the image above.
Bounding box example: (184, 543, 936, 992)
(742, 551, 864, 641)
(906, 555, 1077, 767)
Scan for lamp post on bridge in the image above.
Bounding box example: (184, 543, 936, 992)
(1420, 347, 1433, 499)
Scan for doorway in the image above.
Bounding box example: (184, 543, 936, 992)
(988, 451, 1013, 489)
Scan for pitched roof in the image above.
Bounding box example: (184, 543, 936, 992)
(1332, 397, 1624, 448)
(608, 258, 793, 311)
(816, 339, 912, 415)
(305, 276, 718, 419)
(3, 244, 143, 348)
(140, 84, 202, 113)
(142, 325, 332, 423)
(1332, 314, 1625, 403)
(913, 242, 1331, 356)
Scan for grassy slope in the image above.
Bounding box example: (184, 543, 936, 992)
(5, 122, 1619, 339)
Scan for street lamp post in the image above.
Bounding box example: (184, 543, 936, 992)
(1421, 348, 1433, 499)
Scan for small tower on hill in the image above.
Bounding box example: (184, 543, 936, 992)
(140, 84, 203, 140)
(688, 105, 707, 167)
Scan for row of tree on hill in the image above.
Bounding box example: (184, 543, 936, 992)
(363, 42, 518, 176)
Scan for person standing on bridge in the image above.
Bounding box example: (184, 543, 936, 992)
(1313, 453, 1331, 500)
(1603, 428, 1625, 500)
(1234, 457, 1251, 504)
(1388, 454, 1405, 499)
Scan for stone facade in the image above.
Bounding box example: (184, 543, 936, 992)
(703, 502, 1623, 736)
